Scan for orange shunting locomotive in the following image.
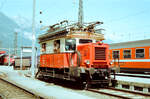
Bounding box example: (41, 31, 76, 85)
(37, 21, 116, 88)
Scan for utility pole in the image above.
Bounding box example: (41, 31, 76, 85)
(31, 0, 36, 78)
(20, 47, 23, 70)
(78, 0, 83, 28)
(14, 32, 18, 55)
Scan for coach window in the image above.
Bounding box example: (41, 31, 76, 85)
(123, 50, 131, 58)
(136, 48, 145, 58)
(149, 48, 150, 57)
(112, 50, 120, 59)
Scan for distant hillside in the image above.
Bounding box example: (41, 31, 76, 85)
(0, 12, 40, 52)
(0, 12, 19, 48)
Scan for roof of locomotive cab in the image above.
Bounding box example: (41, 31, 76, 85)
(38, 29, 105, 43)
(38, 21, 105, 43)
(38, 27, 68, 43)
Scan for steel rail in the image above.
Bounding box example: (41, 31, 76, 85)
(108, 87, 150, 96)
(87, 87, 150, 99)
(112, 73, 150, 78)
(87, 88, 131, 99)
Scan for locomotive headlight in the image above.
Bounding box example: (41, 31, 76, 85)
(85, 60, 90, 65)
(110, 61, 113, 65)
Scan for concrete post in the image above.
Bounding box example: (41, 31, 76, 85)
(130, 85, 134, 91)
(143, 88, 148, 93)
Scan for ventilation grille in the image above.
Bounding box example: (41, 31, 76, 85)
(95, 47, 106, 60)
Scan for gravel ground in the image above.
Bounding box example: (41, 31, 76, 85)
(0, 95, 2, 99)
(0, 79, 40, 99)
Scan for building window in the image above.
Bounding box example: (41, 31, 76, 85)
(113, 50, 119, 59)
(136, 48, 144, 58)
(123, 50, 131, 58)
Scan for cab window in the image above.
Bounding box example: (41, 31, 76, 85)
(79, 39, 92, 44)
(54, 40, 60, 53)
(65, 39, 76, 51)
(42, 43, 46, 52)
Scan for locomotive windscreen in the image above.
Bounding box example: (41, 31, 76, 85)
(79, 39, 92, 44)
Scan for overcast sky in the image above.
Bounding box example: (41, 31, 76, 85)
(1, 0, 150, 43)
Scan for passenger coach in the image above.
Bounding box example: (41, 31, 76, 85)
(109, 39, 150, 73)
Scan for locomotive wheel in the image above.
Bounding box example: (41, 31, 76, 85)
(84, 82, 89, 90)
(111, 79, 117, 87)
(78, 81, 86, 89)
(76, 78, 88, 90)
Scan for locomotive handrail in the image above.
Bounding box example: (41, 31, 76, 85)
(76, 50, 81, 67)
(70, 50, 81, 67)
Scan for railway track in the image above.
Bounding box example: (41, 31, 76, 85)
(87, 88, 150, 99)
(0, 95, 3, 99)
(0, 78, 43, 99)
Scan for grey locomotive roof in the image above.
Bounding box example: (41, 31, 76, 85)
(38, 27, 68, 43)
(38, 21, 105, 43)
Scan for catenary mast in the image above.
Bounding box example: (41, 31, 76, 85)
(31, 0, 36, 77)
(14, 32, 18, 55)
(78, 0, 83, 28)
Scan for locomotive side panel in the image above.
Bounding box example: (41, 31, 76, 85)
(40, 53, 79, 68)
(77, 44, 91, 68)
(40, 54, 49, 67)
